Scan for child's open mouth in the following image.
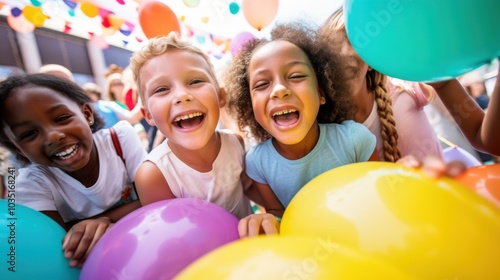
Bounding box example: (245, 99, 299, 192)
(273, 109, 299, 126)
(173, 112, 205, 129)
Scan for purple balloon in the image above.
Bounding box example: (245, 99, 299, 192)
(80, 198, 240, 280)
(443, 146, 482, 168)
(230, 31, 256, 57)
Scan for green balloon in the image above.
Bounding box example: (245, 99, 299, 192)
(0, 200, 80, 280)
(345, 0, 500, 81)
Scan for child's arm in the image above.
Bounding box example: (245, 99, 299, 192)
(134, 161, 176, 205)
(92, 200, 141, 222)
(62, 217, 112, 268)
(430, 65, 500, 155)
(238, 181, 284, 238)
(368, 150, 380, 161)
(397, 154, 466, 178)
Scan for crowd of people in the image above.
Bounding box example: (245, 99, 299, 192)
(0, 7, 499, 269)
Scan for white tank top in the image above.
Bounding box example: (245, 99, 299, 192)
(146, 130, 252, 219)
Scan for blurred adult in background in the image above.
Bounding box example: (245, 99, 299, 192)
(39, 64, 75, 81)
(104, 64, 128, 109)
(83, 82, 149, 150)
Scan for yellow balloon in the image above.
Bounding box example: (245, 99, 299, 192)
(81, 3, 99, 18)
(280, 162, 500, 280)
(174, 235, 416, 279)
(22, 5, 47, 27)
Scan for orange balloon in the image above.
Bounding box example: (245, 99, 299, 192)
(242, 0, 278, 31)
(138, 1, 181, 39)
(455, 163, 500, 208)
(81, 3, 99, 18)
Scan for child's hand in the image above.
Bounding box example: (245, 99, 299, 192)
(62, 217, 113, 268)
(397, 154, 466, 178)
(238, 213, 280, 238)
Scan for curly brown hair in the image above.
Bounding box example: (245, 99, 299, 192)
(222, 21, 354, 143)
(318, 9, 401, 162)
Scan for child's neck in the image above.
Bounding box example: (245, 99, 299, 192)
(66, 143, 100, 188)
(353, 85, 375, 123)
(272, 123, 320, 160)
(168, 132, 221, 173)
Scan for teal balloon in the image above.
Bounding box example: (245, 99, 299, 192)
(0, 200, 80, 280)
(345, 0, 500, 82)
(229, 2, 240, 15)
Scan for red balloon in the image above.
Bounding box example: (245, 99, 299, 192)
(139, 1, 181, 39)
(456, 164, 500, 208)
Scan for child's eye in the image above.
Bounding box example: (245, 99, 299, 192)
(190, 79, 204, 85)
(56, 115, 71, 122)
(253, 81, 269, 90)
(290, 74, 307, 80)
(19, 130, 38, 140)
(153, 87, 168, 94)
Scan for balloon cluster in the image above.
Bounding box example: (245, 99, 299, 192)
(175, 162, 500, 279)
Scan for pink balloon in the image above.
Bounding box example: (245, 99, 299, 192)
(80, 198, 239, 280)
(230, 31, 256, 57)
(7, 13, 35, 33)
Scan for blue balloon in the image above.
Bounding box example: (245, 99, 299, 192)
(345, 0, 500, 82)
(0, 200, 80, 279)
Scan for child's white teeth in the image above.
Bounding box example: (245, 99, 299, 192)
(174, 112, 203, 122)
(55, 145, 78, 159)
(273, 109, 297, 116)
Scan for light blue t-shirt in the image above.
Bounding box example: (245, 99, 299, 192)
(246, 120, 376, 207)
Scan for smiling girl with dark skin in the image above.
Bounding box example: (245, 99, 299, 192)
(0, 74, 146, 268)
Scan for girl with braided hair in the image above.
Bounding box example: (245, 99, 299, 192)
(318, 8, 442, 162)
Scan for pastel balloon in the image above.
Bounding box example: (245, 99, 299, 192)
(344, 0, 500, 81)
(81, 198, 240, 280)
(182, 0, 200, 8)
(7, 13, 35, 33)
(230, 31, 255, 57)
(456, 164, 500, 208)
(442, 146, 482, 168)
(139, 1, 180, 39)
(280, 162, 500, 279)
(242, 0, 278, 31)
(0, 201, 80, 279)
(175, 235, 416, 280)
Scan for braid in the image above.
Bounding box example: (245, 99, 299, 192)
(368, 71, 401, 162)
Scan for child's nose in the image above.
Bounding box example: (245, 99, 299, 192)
(270, 83, 291, 99)
(45, 129, 65, 145)
(174, 90, 194, 104)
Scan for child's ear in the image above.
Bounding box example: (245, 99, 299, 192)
(319, 89, 326, 105)
(141, 107, 156, 126)
(82, 103, 94, 124)
(218, 87, 227, 108)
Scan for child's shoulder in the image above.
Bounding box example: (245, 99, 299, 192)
(218, 129, 245, 150)
(321, 120, 364, 131)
